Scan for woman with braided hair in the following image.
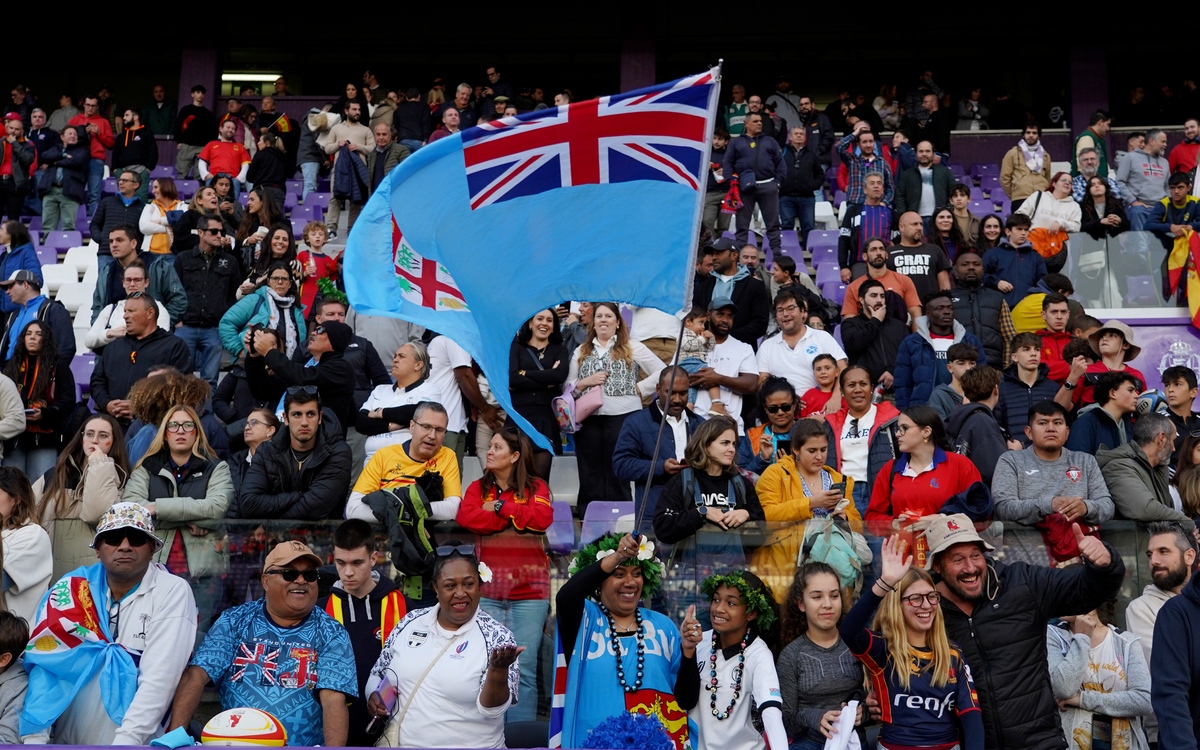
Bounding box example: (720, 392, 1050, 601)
(675, 569, 787, 750)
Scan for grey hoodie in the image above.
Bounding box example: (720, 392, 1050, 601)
(1116, 147, 1169, 204)
(0, 659, 28, 744)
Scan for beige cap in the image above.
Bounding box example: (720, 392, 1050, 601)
(923, 513, 994, 569)
(263, 540, 323, 570)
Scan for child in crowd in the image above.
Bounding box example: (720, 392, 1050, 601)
(996, 333, 1064, 445)
(800, 354, 840, 417)
(296, 221, 338, 312)
(1075, 320, 1147, 408)
(322, 519, 406, 747)
(949, 182, 980, 246)
(0, 611, 30, 744)
(1163, 365, 1200, 459)
(928, 342, 978, 420)
(678, 306, 721, 408)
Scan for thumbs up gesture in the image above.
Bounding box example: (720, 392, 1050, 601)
(1073, 523, 1111, 568)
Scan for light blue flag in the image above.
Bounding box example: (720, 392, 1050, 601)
(345, 69, 721, 447)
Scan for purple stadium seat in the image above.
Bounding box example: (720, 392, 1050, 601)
(286, 180, 304, 196)
(35, 244, 56, 266)
(781, 230, 801, 253)
(238, 192, 249, 207)
(102, 178, 118, 195)
(304, 192, 332, 209)
(176, 180, 200, 199)
(1126, 276, 1158, 306)
(833, 324, 843, 347)
(291, 205, 322, 224)
(284, 192, 299, 211)
(580, 501, 634, 544)
(980, 175, 1001, 195)
(546, 501, 576, 555)
(71, 354, 96, 395)
(821, 282, 847, 305)
(972, 163, 1000, 181)
(149, 166, 176, 180)
(808, 229, 839, 246)
(27, 216, 41, 234)
(810, 245, 838, 269)
(968, 200, 993, 216)
(969, 187, 986, 202)
(290, 219, 306, 240)
(815, 263, 841, 286)
(44, 231, 82, 254)
(948, 164, 967, 180)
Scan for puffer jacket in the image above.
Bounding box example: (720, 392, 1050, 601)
(938, 550, 1125, 750)
(893, 316, 987, 408)
(996, 363, 1062, 446)
(824, 402, 901, 500)
(123, 452, 234, 578)
(218, 286, 307, 358)
(950, 282, 1007, 366)
(230, 421, 353, 520)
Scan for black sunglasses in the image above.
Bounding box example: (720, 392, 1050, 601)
(97, 529, 151, 548)
(265, 568, 319, 582)
(435, 544, 475, 557)
(764, 403, 794, 414)
(286, 385, 319, 397)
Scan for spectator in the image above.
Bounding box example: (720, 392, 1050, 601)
(232, 386, 352, 520)
(842, 536, 983, 750)
(291, 297, 390, 412)
(996, 333, 1073, 443)
(320, 520, 406, 747)
(723, 111, 784, 257)
(1078, 176, 1130, 240)
(894, 140, 952, 222)
(198, 118, 251, 196)
(1046, 601, 1152, 750)
(865, 406, 985, 530)
(507, 308, 569, 479)
(455, 429, 552, 724)
(233, 187, 282, 271)
(21, 502, 196, 745)
(91, 293, 192, 427)
(613, 367, 704, 519)
(734, 375, 799, 477)
(888, 212, 952, 300)
(1017, 172, 1081, 272)
(365, 123, 409, 194)
(838, 175, 897, 282)
(0, 116, 32, 223)
(141, 84, 175, 136)
(295, 223, 337, 312)
(0, 467, 50, 625)
(91, 226, 186, 329)
(1001, 122, 1052, 210)
(1016, 293, 1077, 382)
(1163, 365, 1200, 456)
(110, 108, 157, 200)
(779, 127, 823, 245)
(1146, 171, 1200, 245)
(48, 93, 78, 134)
(566, 302, 663, 511)
(1126, 522, 1194, 746)
(1071, 147, 1123, 203)
(88, 259, 173, 351)
(0, 610, 29, 744)
(909, 92, 952, 156)
(324, 101, 373, 239)
(1151, 543, 1200, 748)
(1099, 412, 1192, 525)
(752, 418, 863, 594)
(172, 187, 236, 255)
(225, 406, 277, 488)
(777, 562, 865, 750)
(220, 261, 306, 360)
(982, 213, 1046, 308)
(836, 121, 895, 207)
(392, 87, 431, 151)
(68, 93, 116, 216)
(0, 269, 74, 366)
(929, 510, 1124, 750)
(168, 540, 357, 747)
(174, 215, 242, 388)
(973, 214, 1004, 253)
(796, 95, 835, 170)
(1116, 128, 1169, 231)
(173, 85, 217, 179)
(1076, 320, 1147, 408)
(245, 132, 288, 208)
(1067, 371, 1139, 454)
(927, 342, 978, 421)
(2, 321, 75, 479)
(928, 206, 971, 264)
(34, 414, 131, 580)
(247, 320, 357, 431)
(1072, 110, 1112, 178)
(948, 184, 981, 247)
(356, 341, 442, 463)
(89, 169, 146, 266)
(893, 291, 987, 409)
(949, 251, 1014, 367)
(993, 400, 1113, 537)
(757, 288, 847, 411)
(702, 128, 731, 235)
(37, 124, 88, 233)
(945, 366, 1020, 486)
(138, 178, 187, 257)
(424, 330, 499, 471)
(841, 280, 909, 392)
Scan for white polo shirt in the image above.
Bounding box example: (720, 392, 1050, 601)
(692, 336, 758, 434)
(756, 327, 847, 393)
(426, 335, 473, 433)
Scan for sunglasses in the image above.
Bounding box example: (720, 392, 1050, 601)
(435, 544, 475, 557)
(286, 385, 319, 397)
(202, 227, 223, 235)
(97, 529, 151, 548)
(764, 403, 794, 414)
(265, 568, 319, 582)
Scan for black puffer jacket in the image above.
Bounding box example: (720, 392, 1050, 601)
(938, 549, 1125, 750)
(230, 421, 352, 520)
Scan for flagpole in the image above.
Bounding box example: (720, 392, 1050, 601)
(633, 61, 723, 537)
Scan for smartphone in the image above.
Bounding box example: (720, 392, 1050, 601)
(829, 481, 847, 494)
(364, 673, 398, 733)
(23, 409, 34, 415)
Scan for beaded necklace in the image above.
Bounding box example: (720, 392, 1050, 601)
(708, 629, 750, 719)
(599, 602, 645, 693)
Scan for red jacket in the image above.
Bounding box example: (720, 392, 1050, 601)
(1074, 362, 1147, 408)
(1170, 140, 1200, 176)
(67, 114, 115, 159)
(456, 477, 553, 600)
(866, 449, 981, 523)
(1037, 328, 1074, 383)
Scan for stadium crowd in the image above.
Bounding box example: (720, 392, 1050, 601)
(0, 70, 1198, 750)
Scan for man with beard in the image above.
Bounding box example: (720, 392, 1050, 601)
(690, 297, 758, 434)
(693, 237, 769, 348)
(324, 101, 374, 237)
(921, 513, 1124, 750)
(838, 173, 896, 283)
(894, 140, 952, 222)
(1001, 122, 1052, 210)
(949, 251, 1014, 367)
(1126, 521, 1195, 747)
(841, 238, 920, 323)
(1071, 147, 1122, 202)
(888, 211, 952, 300)
(796, 95, 834, 171)
(110, 108, 157, 200)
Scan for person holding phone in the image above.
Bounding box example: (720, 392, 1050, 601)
(738, 376, 798, 475)
(752, 419, 862, 594)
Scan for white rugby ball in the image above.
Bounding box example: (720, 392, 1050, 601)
(200, 707, 288, 746)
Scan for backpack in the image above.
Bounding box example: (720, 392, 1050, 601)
(364, 471, 443, 576)
(681, 467, 746, 512)
(798, 518, 864, 593)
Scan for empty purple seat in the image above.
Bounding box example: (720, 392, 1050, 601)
(102, 178, 118, 195)
(71, 355, 96, 395)
(810, 245, 839, 268)
(968, 200, 993, 216)
(969, 187, 986, 202)
(284, 192, 299, 211)
(286, 180, 304, 196)
(27, 216, 42, 233)
(815, 263, 841, 286)
(808, 229, 839, 246)
(980, 175, 1002, 195)
(821, 282, 847, 305)
(580, 501, 634, 544)
(176, 180, 200, 199)
(304, 192, 332, 209)
(149, 166, 176, 180)
(35, 244, 56, 266)
(290, 219, 306, 240)
(291, 205, 322, 224)
(546, 501, 576, 555)
(44, 231, 82, 254)
(948, 164, 967, 180)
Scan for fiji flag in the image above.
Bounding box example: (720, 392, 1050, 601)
(345, 68, 721, 448)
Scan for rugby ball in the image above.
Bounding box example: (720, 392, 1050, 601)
(200, 707, 287, 746)
(1136, 389, 1169, 417)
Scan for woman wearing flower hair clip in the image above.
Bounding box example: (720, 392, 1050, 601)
(365, 543, 522, 748)
(676, 569, 787, 750)
(555, 531, 696, 750)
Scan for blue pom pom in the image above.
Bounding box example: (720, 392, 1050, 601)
(581, 711, 675, 750)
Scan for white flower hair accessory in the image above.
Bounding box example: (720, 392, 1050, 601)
(637, 538, 655, 561)
(478, 561, 493, 584)
(595, 549, 617, 561)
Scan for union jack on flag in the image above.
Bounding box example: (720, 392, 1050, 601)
(461, 71, 715, 210)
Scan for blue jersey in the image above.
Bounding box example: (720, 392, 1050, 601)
(192, 599, 358, 746)
(841, 589, 984, 749)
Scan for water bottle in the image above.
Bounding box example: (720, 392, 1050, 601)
(871, 383, 885, 404)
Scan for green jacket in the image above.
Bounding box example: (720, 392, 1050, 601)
(91, 253, 188, 326)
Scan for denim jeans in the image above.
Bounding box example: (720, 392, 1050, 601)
(176, 325, 223, 388)
(1126, 203, 1154, 232)
(480, 597, 548, 721)
(779, 194, 815, 243)
(300, 161, 320, 201)
(2, 444, 58, 483)
(87, 158, 106, 216)
(398, 139, 423, 153)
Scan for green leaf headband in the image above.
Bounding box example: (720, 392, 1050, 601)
(701, 570, 777, 630)
(568, 531, 664, 598)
